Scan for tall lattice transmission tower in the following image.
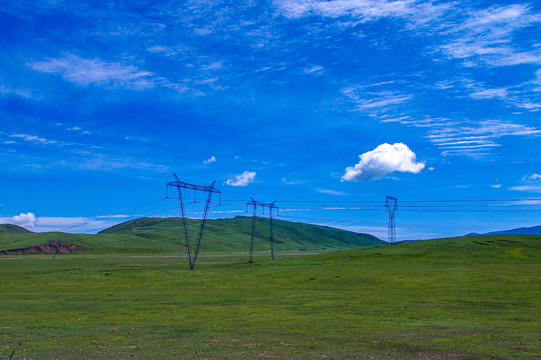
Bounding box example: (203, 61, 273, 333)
(246, 197, 279, 264)
(385, 195, 398, 244)
(166, 174, 221, 270)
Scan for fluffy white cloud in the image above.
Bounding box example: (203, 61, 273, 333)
(342, 143, 425, 182)
(226, 171, 256, 186)
(11, 212, 36, 227)
(204, 156, 217, 164)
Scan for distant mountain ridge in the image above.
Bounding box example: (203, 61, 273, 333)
(466, 225, 541, 236)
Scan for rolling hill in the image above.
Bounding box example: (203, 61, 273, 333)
(98, 216, 384, 251)
(0, 216, 384, 253)
(314, 234, 541, 264)
(0, 224, 32, 234)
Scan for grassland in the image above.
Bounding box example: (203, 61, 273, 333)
(0, 234, 540, 359)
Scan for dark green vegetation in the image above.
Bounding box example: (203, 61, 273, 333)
(99, 216, 384, 251)
(0, 224, 31, 234)
(0, 232, 539, 359)
(0, 216, 383, 254)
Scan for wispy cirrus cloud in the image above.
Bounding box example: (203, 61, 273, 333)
(75, 157, 169, 172)
(3, 130, 169, 174)
(29, 54, 155, 89)
(0, 84, 38, 100)
(342, 84, 413, 112)
(274, 0, 450, 24)
(381, 115, 541, 157)
(509, 185, 541, 193)
(316, 188, 348, 196)
(10, 133, 58, 145)
(427, 119, 541, 156)
(470, 88, 508, 100)
(438, 4, 541, 67)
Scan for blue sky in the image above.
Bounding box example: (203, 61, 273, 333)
(1, 0, 541, 240)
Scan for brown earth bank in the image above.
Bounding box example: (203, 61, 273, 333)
(0, 241, 84, 255)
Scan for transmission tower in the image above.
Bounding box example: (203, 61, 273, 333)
(166, 174, 221, 270)
(385, 195, 398, 244)
(48, 240, 60, 260)
(246, 197, 279, 264)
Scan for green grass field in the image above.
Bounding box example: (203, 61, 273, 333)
(0, 235, 540, 359)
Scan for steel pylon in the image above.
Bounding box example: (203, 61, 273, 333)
(385, 195, 398, 244)
(167, 174, 221, 270)
(246, 197, 279, 264)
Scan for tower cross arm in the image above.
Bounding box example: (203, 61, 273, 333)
(167, 174, 221, 194)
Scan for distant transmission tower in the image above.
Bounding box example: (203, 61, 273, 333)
(48, 240, 60, 260)
(385, 195, 398, 244)
(246, 197, 279, 264)
(166, 174, 221, 270)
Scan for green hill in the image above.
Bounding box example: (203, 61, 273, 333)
(0, 216, 384, 253)
(98, 216, 384, 251)
(314, 234, 541, 264)
(0, 224, 32, 234)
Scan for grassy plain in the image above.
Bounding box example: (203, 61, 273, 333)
(0, 235, 540, 359)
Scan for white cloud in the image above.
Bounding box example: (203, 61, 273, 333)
(204, 156, 217, 164)
(226, 171, 256, 186)
(490, 184, 502, 188)
(274, 0, 449, 24)
(304, 65, 324, 74)
(0, 213, 125, 233)
(439, 4, 541, 67)
(10, 212, 36, 227)
(316, 188, 348, 196)
(275, 2, 541, 71)
(342, 86, 413, 111)
(470, 88, 508, 99)
(95, 214, 131, 219)
(0, 84, 37, 99)
(10, 133, 57, 145)
(342, 143, 425, 182)
(35, 216, 90, 227)
(524, 173, 541, 183)
(509, 185, 541, 193)
(76, 158, 169, 172)
(425, 119, 541, 156)
(30, 55, 154, 89)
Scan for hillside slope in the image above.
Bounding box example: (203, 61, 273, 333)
(314, 234, 541, 264)
(1, 216, 384, 253)
(0, 224, 32, 234)
(98, 216, 384, 251)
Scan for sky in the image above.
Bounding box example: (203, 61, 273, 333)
(1, 0, 541, 240)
